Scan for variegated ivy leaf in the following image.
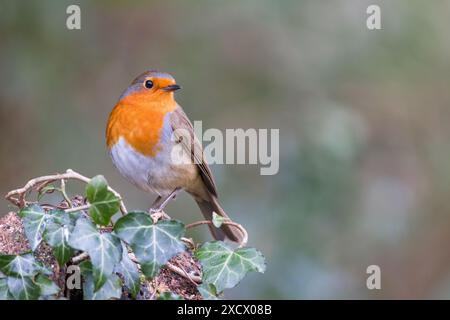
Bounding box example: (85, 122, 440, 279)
(114, 242, 140, 298)
(0, 253, 49, 277)
(35, 274, 60, 297)
(195, 241, 266, 292)
(18, 204, 48, 251)
(86, 175, 120, 226)
(79, 260, 93, 275)
(157, 292, 183, 300)
(212, 212, 226, 228)
(81, 261, 122, 301)
(7, 276, 41, 300)
(49, 209, 79, 226)
(197, 283, 219, 300)
(43, 210, 76, 266)
(68, 218, 122, 291)
(114, 212, 186, 278)
(0, 278, 13, 300)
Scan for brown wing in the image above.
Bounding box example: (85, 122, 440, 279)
(169, 106, 218, 197)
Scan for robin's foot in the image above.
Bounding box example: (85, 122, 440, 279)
(148, 207, 159, 214)
(148, 188, 181, 222)
(150, 210, 163, 223)
(149, 209, 170, 223)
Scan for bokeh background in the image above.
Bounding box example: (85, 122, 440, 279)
(1, 0, 450, 299)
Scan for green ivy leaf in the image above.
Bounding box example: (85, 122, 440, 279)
(50, 209, 79, 226)
(19, 205, 48, 251)
(7, 276, 41, 300)
(86, 175, 120, 226)
(0, 253, 45, 277)
(114, 212, 186, 278)
(197, 283, 219, 300)
(68, 218, 122, 291)
(114, 242, 140, 298)
(195, 241, 266, 292)
(0, 278, 13, 300)
(212, 212, 225, 228)
(79, 260, 93, 275)
(157, 291, 183, 300)
(43, 210, 76, 266)
(35, 274, 60, 296)
(83, 273, 122, 300)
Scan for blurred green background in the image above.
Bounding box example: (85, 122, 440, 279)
(2, 0, 450, 299)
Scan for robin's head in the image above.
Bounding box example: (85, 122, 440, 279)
(118, 70, 181, 103)
(107, 71, 181, 152)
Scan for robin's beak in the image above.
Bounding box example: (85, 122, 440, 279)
(162, 84, 182, 92)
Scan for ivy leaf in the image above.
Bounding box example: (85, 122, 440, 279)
(114, 212, 186, 278)
(35, 274, 60, 296)
(78, 260, 94, 287)
(79, 260, 93, 275)
(114, 242, 140, 298)
(86, 175, 120, 226)
(19, 205, 48, 251)
(212, 212, 225, 228)
(43, 210, 75, 266)
(157, 292, 183, 300)
(7, 276, 41, 300)
(68, 218, 122, 291)
(49, 209, 79, 227)
(198, 283, 219, 300)
(83, 273, 122, 300)
(0, 278, 13, 300)
(79, 260, 122, 300)
(195, 241, 266, 292)
(0, 253, 45, 277)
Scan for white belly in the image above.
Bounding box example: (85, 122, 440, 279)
(109, 116, 198, 196)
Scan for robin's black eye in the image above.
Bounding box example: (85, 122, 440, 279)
(144, 80, 154, 89)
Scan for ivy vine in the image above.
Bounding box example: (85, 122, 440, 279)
(0, 170, 266, 300)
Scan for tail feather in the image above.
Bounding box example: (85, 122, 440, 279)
(195, 197, 244, 243)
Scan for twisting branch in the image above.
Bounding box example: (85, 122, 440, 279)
(71, 252, 89, 264)
(186, 220, 249, 248)
(5, 169, 127, 214)
(65, 204, 91, 213)
(128, 250, 202, 285)
(181, 237, 195, 250)
(166, 262, 202, 285)
(60, 178, 72, 208)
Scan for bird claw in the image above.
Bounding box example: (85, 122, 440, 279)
(149, 209, 169, 223)
(149, 209, 162, 223)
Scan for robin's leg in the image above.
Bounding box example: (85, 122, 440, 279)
(149, 188, 181, 220)
(150, 196, 163, 210)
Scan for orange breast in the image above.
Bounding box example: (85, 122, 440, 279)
(106, 91, 177, 157)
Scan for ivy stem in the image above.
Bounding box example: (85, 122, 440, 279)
(65, 204, 91, 213)
(181, 237, 195, 250)
(128, 252, 202, 285)
(186, 220, 248, 248)
(5, 169, 127, 215)
(71, 252, 89, 264)
(60, 179, 73, 208)
(166, 262, 202, 285)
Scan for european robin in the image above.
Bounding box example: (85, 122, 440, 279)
(106, 70, 243, 242)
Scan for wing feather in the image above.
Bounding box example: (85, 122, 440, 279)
(169, 106, 218, 197)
